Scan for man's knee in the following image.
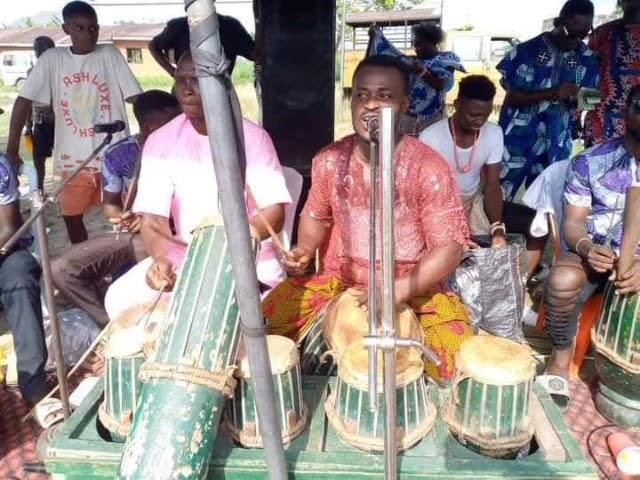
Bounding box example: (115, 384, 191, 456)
(0, 250, 41, 289)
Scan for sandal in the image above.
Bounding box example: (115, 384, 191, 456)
(536, 374, 571, 412)
(35, 398, 65, 429)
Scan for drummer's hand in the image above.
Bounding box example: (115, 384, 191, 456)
(586, 245, 617, 273)
(283, 246, 314, 277)
(491, 233, 508, 249)
(146, 256, 176, 292)
(614, 259, 640, 295)
(109, 212, 143, 234)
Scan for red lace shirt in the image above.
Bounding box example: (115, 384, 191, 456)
(303, 135, 469, 291)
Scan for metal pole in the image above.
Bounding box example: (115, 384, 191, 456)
(184, 2, 287, 479)
(379, 106, 397, 480)
(33, 192, 71, 419)
(0, 134, 112, 254)
(368, 140, 378, 411)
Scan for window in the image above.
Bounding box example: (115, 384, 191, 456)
(452, 37, 483, 62)
(490, 38, 517, 62)
(126, 48, 143, 64)
(2, 55, 15, 66)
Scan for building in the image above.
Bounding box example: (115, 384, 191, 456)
(0, 24, 167, 79)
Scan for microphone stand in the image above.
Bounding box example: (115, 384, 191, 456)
(1, 132, 114, 420)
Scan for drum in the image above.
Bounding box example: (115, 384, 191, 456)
(325, 339, 436, 452)
(444, 336, 536, 459)
(223, 335, 308, 447)
(592, 283, 640, 430)
(118, 217, 258, 479)
(301, 290, 422, 376)
(98, 299, 170, 442)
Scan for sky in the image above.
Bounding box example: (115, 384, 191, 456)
(1, 0, 621, 37)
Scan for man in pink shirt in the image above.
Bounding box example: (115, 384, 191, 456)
(104, 52, 291, 320)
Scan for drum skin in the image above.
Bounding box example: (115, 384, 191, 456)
(445, 336, 536, 458)
(593, 283, 640, 430)
(117, 220, 248, 480)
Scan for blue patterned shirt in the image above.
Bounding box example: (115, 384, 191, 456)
(564, 137, 639, 252)
(370, 28, 465, 122)
(498, 33, 600, 200)
(101, 135, 141, 196)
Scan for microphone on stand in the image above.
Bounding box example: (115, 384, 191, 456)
(93, 120, 126, 134)
(365, 117, 380, 143)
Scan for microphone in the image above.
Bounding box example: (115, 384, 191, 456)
(365, 117, 380, 143)
(93, 120, 126, 134)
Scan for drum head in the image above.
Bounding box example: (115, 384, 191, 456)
(457, 336, 536, 385)
(323, 290, 422, 358)
(340, 339, 424, 390)
(236, 335, 298, 378)
(105, 326, 145, 358)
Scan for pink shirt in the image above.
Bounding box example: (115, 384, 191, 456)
(133, 114, 292, 288)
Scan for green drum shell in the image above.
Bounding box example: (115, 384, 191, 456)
(99, 353, 144, 442)
(224, 359, 308, 447)
(445, 377, 534, 459)
(118, 222, 247, 480)
(325, 367, 435, 453)
(593, 284, 640, 430)
(301, 318, 336, 376)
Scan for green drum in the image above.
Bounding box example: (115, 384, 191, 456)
(98, 335, 144, 442)
(592, 283, 640, 430)
(301, 317, 336, 376)
(325, 339, 436, 453)
(117, 217, 256, 479)
(445, 336, 536, 459)
(223, 335, 309, 447)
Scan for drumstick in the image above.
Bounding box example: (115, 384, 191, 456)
(116, 164, 141, 241)
(618, 185, 640, 276)
(244, 185, 292, 259)
(21, 325, 110, 423)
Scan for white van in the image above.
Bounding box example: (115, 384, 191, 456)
(0, 50, 35, 88)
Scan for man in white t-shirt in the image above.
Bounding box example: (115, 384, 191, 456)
(6, 1, 142, 244)
(419, 75, 506, 247)
(104, 52, 292, 321)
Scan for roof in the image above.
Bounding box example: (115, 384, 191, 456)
(346, 8, 440, 27)
(0, 24, 165, 48)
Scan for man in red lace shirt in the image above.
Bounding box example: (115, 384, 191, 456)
(263, 55, 473, 381)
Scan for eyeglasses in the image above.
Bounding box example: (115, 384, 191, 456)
(562, 24, 593, 41)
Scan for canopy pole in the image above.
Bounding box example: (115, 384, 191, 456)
(184, 2, 287, 479)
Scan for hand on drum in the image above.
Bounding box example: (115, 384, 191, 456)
(491, 233, 508, 248)
(146, 256, 176, 292)
(614, 259, 640, 295)
(586, 244, 617, 273)
(283, 246, 313, 277)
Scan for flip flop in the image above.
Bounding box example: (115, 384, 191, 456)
(35, 398, 65, 430)
(536, 374, 571, 412)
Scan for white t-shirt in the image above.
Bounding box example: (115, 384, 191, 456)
(20, 45, 142, 174)
(419, 118, 504, 198)
(133, 114, 293, 288)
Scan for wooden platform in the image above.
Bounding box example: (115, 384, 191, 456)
(47, 377, 597, 479)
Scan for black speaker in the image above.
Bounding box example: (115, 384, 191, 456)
(259, 0, 336, 178)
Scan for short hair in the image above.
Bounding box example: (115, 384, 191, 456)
(353, 54, 411, 94)
(133, 90, 180, 124)
(458, 75, 497, 102)
(34, 36, 55, 50)
(559, 0, 595, 19)
(627, 84, 640, 106)
(62, 1, 97, 22)
(412, 23, 444, 46)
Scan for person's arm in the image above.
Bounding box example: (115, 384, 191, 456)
(140, 213, 177, 291)
(249, 204, 285, 241)
(7, 97, 33, 165)
(418, 68, 447, 91)
(395, 243, 462, 304)
(148, 38, 176, 77)
(0, 203, 21, 248)
(483, 163, 506, 247)
(503, 82, 578, 108)
(102, 191, 123, 219)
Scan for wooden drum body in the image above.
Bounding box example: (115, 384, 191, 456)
(224, 335, 308, 447)
(118, 218, 257, 479)
(445, 336, 536, 458)
(325, 340, 436, 453)
(592, 284, 640, 430)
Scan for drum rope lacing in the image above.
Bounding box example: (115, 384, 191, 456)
(591, 329, 640, 375)
(139, 362, 238, 398)
(98, 403, 133, 438)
